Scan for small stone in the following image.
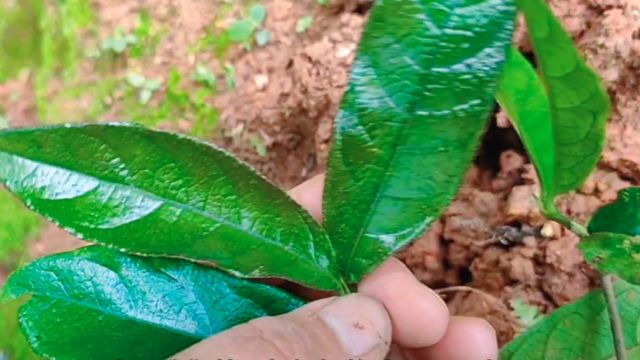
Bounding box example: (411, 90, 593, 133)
(540, 221, 555, 238)
(254, 74, 269, 90)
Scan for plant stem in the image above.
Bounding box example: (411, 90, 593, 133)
(541, 200, 589, 237)
(542, 200, 628, 360)
(602, 274, 628, 360)
(338, 278, 352, 295)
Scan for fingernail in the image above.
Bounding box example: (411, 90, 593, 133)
(318, 294, 391, 357)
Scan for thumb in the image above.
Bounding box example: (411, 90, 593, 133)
(172, 294, 392, 359)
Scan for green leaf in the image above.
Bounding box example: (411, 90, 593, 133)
(510, 297, 544, 329)
(249, 4, 267, 25)
(193, 64, 217, 89)
(580, 233, 640, 285)
(501, 280, 640, 359)
(323, 0, 516, 283)
(580, 188, 640, 285)
(2, 246, 304, 360)
(126, 73, 146, 88)
(296, 16, 314, 33)
(517, 0, 611, 196)
(496, 49, 555, 196)
(0, 123, 341, 290)
(228, 19, 256, 43)
(588, 187, 640, 236)
(255, 29, 271, 47)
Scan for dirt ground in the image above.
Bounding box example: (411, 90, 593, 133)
(1, 0, 639, 346)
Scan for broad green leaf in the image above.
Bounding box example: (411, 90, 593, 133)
(0, 124, 341, 290)
(580, 233, 640, 285)
(228, 19, 256, 43)
(580, 188, 640, 284)
(496, 49, 555, 197)
(588, 187, 640, 236)
(1, 246, 304, 360)
(501, 280, 640, 359)
(517, 0, 611, 195)
(323, 0, 516, 283)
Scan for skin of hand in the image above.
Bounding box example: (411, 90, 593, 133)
(173, 174, 498, 360)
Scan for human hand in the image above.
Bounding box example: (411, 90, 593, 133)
(173, 174, 498, 360)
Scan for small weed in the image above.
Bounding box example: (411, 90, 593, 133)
(193, 65, 217, 89)
(126, 73, 163, 105)
(227, 4, 268, 49)
(296, 16, 314, 33)
(510, 298, 544, 330)
(224, 63, 237, 89)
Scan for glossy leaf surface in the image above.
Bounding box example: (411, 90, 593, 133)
(324, 0, 516, 283)
(580, 233, 640, 285)
(501, 280, 640, 359)
(0, 124, 340, 290)
(1, 246, 304, 360)
(588, 187, 640, 236)
(517, 0, 611, 196)
(496, 49, 555, 197)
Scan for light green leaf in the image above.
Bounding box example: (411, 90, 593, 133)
(2, 246, 304, 360)
(228, 19, 256, 43)
(517, 0, 611, 195)
(0, 123, 341, 290)
(496, 49, 555, 197)
(580, 233, 640, 285)
(501, 280, 640, 359)
(138, 89, 153, 105)
(324, 0, 516, 283)
(249, 4, 267, 25)
(193, 64, 217, 89)
(255, 29, 271, 47)
(296, 16, 314, 33)
(510, 298, 544, 329)
(126, 73, 146, 88)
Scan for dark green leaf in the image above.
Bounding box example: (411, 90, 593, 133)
(588, 187, 640, 236)
(0, 124, 341, 290)
(581, 187, 640, 284)
(517, 0, 611, 195)
(501, 279, 640, 359)
(1, 246, 304, 360)
(580, 233, 640, 285)
(496, 49, 555, 197)
(323, 0, 516, 283)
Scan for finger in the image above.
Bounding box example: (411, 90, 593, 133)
(287, 174, 326, 221)
(172, 294, 392, 360)
(405, 316, 498, 360)
(359, 258, 450, 348)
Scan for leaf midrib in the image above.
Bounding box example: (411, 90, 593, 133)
(0, 150, 333, 279)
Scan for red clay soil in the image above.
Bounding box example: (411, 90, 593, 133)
(1, 0, 639, 346)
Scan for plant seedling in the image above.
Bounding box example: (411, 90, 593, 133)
(192, 64, 217, 89)
(126, 73, 163, 105)
(296, 15, 314, 33)
(100, 28, 138, 55)
(0, 0, 638, 360)
(227, 4, 268, 49)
